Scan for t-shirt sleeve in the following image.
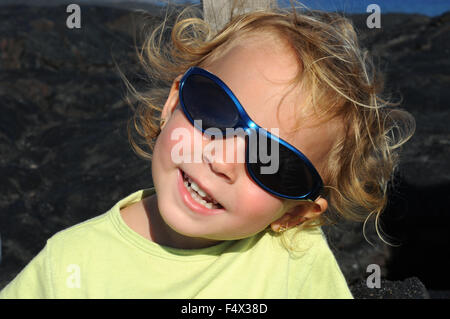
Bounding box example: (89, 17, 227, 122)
(0, 243, 53, 299)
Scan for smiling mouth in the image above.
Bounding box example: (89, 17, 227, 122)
(181, 170, 223, 209)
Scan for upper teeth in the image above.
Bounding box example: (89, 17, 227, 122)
(190, 180, 207, 197)
(183, 174, 220, 209)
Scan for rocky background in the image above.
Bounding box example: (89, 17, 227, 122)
(0, 4, 448, 298)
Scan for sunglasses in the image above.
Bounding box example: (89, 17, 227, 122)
(178, 66, 323, 201)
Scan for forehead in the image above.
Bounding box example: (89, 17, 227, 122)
(203, 34, 340, 175)
(205, 34, 300, 122)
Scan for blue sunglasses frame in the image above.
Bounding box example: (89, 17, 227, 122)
(178, 66, 323, 201)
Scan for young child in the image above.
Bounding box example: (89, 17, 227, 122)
(0, 3, 414, 298)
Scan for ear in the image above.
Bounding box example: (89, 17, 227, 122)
(160, 74, 183, 129)
(270, 197, 328, 232)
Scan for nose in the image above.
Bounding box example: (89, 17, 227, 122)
(202, 136, 245, 183)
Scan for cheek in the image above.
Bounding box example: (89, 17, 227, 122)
(236, 181, 286, 224)
(154, 111, 194, 166)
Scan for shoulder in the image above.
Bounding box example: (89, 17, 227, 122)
(0, 189, 153, 298)
(48, 211, 111, 250)
(269, 226, 353, 299)
(292, 227, 354, 298)
(0, 214, 114, 299)
(49, 188, 153, 247)
(44, 189, 153, 273)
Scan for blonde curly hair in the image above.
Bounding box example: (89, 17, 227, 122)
(118, 1, 415, 246)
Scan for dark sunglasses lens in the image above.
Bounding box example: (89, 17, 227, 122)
(182, 74, 240, 130)
(247, 134, 315, 198)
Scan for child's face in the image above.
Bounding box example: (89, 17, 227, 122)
(151, 34, 336, 246)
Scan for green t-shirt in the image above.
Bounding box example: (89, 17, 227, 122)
(0, 188, 353, 299)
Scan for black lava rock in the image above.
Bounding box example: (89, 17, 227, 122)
(351, 277, 430, 299)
